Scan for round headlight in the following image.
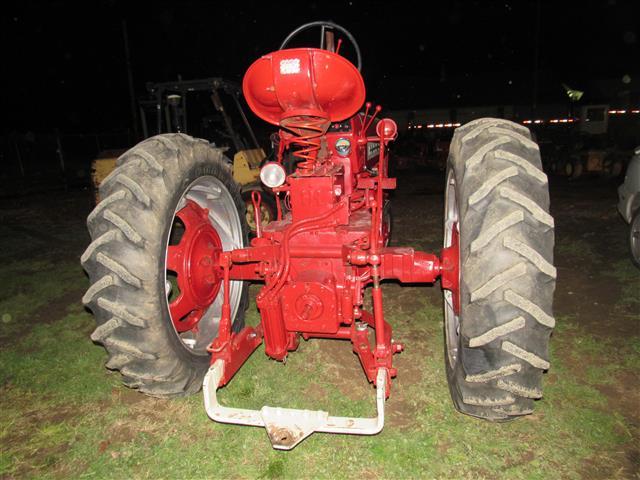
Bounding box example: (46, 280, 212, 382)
(259, 162, 286, 188)
(376, 118, 398, 139)
(335, 137, 351, 156)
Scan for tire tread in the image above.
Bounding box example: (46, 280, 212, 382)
(445, 118, 555, 421)
(82, 133, 248, 397)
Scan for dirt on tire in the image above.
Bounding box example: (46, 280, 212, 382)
(444, 118, 556, 420)
(81, 133, 248, 397)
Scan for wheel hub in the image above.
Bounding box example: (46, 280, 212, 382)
(166, 200, 223, 332)
(443, 169, 461, 368)
(441, 223, 460, 314)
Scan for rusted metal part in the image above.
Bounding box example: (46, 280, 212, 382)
(208, 325, 263, 387)
(203, 360, 387, 450)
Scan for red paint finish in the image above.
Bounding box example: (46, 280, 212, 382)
(196, 45, 462, 395)
(441, 224, 461, 314)
(212, 325, 263, 387)
(243, 48, 366, 125)
(166, 200, 222, 333)
(379, 248, 441, 283)
(280, 117, 330, 174)
(251, 190, 263, 238)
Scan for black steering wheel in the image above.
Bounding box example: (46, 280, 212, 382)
(279, 21, 362, 71)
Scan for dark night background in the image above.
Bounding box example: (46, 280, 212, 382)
(3, 0, 639, 134)
(1, 3, 640, 476)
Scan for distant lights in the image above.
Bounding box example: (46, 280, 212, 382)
(408, 122, 461, 130)
(523, 118, 575, 124)
(543, 118, 577, 124)
(406, 109, 639, 131)
(609, 109, 640, 114)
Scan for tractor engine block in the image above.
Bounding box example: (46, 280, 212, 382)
(256, 194, 375, 360)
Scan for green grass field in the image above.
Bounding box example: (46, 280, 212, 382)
(1, 174, 638, 479)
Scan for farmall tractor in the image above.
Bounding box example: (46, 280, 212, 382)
(83, 22, 556, 449)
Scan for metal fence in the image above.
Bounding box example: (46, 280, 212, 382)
(1, 131, 131, 196)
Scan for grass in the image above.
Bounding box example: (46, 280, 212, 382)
(555, 238, 600, 262)
(0, 283, 636, 479)
(1, 182, 638, 479)
(0, 259, 86, 337)
(605, 259, 640, 309)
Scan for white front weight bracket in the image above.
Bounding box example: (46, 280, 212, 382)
(203, 359, 387, 450)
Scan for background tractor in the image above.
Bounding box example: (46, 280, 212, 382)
(540, 104, 638, 179)
(90, 77, 277, 233)
(83, 21, 556, 449)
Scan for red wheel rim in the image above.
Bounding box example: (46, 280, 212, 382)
(166, 200, 223, 333)
(443, 169, 461, 368)
(441, 223, 460, 315)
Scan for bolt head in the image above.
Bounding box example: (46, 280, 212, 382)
(356, 322, 368, 332)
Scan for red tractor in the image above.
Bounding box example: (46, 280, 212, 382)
(83, 22, 556, 449)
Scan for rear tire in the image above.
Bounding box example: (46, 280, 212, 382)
(82, 133, 248, 397)
(444, 118, 556, 420)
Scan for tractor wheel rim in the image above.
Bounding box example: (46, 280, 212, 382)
(164, 176, 244, 355)
(443, 169, 461, 368)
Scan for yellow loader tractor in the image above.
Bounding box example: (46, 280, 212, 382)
(91, 77, 276, 233)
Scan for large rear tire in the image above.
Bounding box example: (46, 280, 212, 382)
(82, 134, 248, 397)
(443, 118, 556, 420)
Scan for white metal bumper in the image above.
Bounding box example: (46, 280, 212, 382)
(203, 359, 387, 450)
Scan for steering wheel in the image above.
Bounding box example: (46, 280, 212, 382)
(279, 21, 362, 71)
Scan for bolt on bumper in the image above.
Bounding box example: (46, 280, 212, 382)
(203, 359, 387, 450)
